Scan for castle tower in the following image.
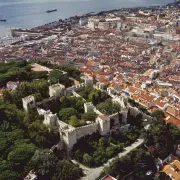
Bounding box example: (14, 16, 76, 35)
(49, 84, 65, 97)
(84, 102, 94, 113)
(44, 111, 58, 126)
(22, 95, 35, 111)
(60, 128, 77, 150)
(96, 114, 110, 136)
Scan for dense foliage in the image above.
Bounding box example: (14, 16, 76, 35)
(52, 160, 83, 180)
(0, 61, 84, 180)
(58, 96, 98, 127)
(3, 79, 49, 108)
(0, 61, 48, 88)
(96, 98, 121, 115)
(38, 61, 81, 81)
(78, 86, 109, 105)
(49, 70, 72, 87)
(27, 150, 83, 180)
(102, 146, 155, 180)
(72, 133, 126, 167)
(100, 112, 180, 180)
(54, 65, 81, 81)
(109, 129, 140, 147)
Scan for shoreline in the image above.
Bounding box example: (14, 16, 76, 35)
(0, 0, 178, 38)
(28, 1, 179, 31)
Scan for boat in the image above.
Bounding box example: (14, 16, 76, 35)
(46, 9, 57, 13)
(0, 19, 6, 22)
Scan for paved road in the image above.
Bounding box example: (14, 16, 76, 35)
(72, 138, 144, 180)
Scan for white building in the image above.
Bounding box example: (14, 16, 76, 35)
(79, 17, 88, 26)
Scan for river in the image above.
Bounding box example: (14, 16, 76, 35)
(0, 0, 174, 36)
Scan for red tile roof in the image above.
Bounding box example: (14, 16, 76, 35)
(101, 175, 117, 180)
(98, 114, 110, 121)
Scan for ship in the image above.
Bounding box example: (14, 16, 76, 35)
(46, 9, 57, 13)
(0, 19, 6, 22)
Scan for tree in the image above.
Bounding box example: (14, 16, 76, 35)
(0, 160, 20, 180)
(59, 108, 77, 122)
(151, 110, 165, 120)
(0, 170, 20, 180)
(53, 160, 83, 180)
(68, 116, 85, 127)
(8, 143, 37, 172)
(83, 153, 93, 167)
(82, 112, 97, 122)
(49, 70, 71, 87)
(88, 92, 98, 105)
(28, 150, 57, 178)
(75, 99, 85, 114)
(2, 90, 13, 103)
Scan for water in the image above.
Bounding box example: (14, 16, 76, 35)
(0, 0, 174, 36)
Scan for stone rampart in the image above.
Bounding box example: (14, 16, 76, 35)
(75, 123, 98, 140)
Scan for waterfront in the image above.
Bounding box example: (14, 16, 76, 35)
(0, 0, 174, 36)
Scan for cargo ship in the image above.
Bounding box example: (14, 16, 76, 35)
(0, 19, 6, 22)
(46, 9, 57, 13)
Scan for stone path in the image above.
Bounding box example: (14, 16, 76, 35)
(72, 138, 144, 180)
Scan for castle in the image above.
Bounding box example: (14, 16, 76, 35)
(22, 76, 131, 150)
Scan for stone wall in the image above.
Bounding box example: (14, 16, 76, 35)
(71, 83, 85, 92)
(72, 91, 86, 101)
(129, 106, 154, 122)
(93, 107, 103, 115)
(76, 123, 98, 140)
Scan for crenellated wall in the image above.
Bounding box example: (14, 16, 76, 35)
(76, 123, 98, 140)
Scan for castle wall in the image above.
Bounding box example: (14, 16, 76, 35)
(71, 83, 85, 92)
(72, 91, 86, 101)
(93, 107, 103, 115)
(61, 129, 77, 150)
(129, 106, 154, 122)
(75, 123, 98, 140)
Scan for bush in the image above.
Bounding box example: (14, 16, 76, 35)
(59, 108, 77, 122)
(68, 116, 85, 127)
(82, 112, 97, 122)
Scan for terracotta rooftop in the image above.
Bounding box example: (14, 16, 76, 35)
(165, 112, 180, 127)
(98, 114, 110, 121)
(165, 106, 180, 117)
(161, 160, 180, 180)
(101, 175, 117, 180)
